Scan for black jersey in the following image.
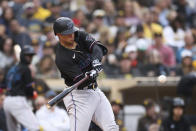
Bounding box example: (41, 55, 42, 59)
(55, 30, 105, 87)
(6, 63, 34, 97)
(161, 116, 191, 131)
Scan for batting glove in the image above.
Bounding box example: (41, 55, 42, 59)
(92, 59, 103, 73)
(85, 69, 98, 81)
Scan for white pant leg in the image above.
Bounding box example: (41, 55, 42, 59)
(92, 89, 119, 131)
(63, 89, 100, 131)
(3, 99, 20, 131)
(3, 96, 40, 131)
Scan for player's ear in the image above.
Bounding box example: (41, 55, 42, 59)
(55, 34, 60, 41)
(56, 33, 62, 38)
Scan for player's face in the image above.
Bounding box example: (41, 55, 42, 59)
(146, 106, 156, 117)
(25, 55, 33, 64)
(173, 106, 183, 118)
(57, 33, 75, 46)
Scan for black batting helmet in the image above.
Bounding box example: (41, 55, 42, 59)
(20, 45, 35, 65)
(21, 45, 35, 55)
(173, 97, 185, 107)
(53, 17, 79, 35)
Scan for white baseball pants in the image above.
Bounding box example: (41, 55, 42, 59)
(3, 96, 40, 131)
(63, 88, 119, 131)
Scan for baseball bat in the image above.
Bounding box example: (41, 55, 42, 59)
(47, 76, 89, 108)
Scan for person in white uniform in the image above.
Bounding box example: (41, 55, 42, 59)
(36, 90, 70, 131)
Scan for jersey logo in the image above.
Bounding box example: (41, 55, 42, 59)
(67, 22, 73, 30)
(86, 35, 94, 43)
(72, 53, 75, 59)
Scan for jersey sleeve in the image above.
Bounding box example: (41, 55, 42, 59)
(23, 66, 34, 97)
(77, 31, 108, 55)
(79, 31, 96, 52)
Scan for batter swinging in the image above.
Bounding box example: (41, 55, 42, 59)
(53, 17, 119, 131)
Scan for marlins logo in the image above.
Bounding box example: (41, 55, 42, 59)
(86, 35, 95, 43)
(67, 22, 73, 30)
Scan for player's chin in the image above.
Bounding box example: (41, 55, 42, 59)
(61, 41, 72, 46)
(67, 42, 75, 46)
(64, 40, 74, 44)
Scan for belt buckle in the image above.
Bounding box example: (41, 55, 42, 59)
(92, 84, 95, 90)
(86, 83, 95, 90)
(91, 83, 96, 90)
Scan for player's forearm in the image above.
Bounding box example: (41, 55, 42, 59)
(91, 44, 103, 61)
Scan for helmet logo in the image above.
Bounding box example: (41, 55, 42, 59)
(67, 22, 73, 30)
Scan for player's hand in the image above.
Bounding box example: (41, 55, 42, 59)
(85, 70, 98, 81)
(33, 91, 38, 99)
(92, 59, 103, 73)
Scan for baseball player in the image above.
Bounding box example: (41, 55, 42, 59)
(3, 45, 40, 131)
(53, 17, 119, 131)
(160, 97, 191, 131)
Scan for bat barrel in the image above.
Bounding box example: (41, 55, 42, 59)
(46, 76, 89, 108)
(47, 91, 67, 108)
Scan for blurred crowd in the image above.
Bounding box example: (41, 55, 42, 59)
(137, 97, 191, 131)
(0, 0, 195, 80)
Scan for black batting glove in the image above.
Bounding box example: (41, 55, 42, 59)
(92, 59, 103, 73)
(85, 70, 98, 81)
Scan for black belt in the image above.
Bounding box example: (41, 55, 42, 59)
(78, 83, 97, 90)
